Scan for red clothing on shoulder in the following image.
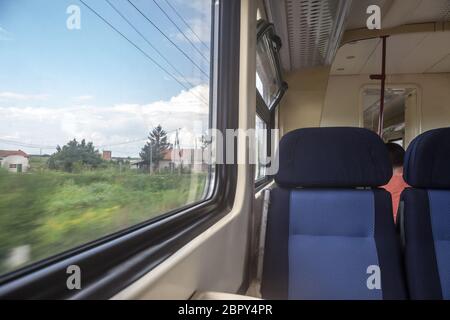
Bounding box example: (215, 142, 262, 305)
(383, 171, 410, 222)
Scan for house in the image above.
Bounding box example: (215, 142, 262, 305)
(0, 150, 30, 173)
(102, 150, 112, 161)
(130, 149, 208, 173)
(131, 149, 175, 172)
(158, 149, 176, 171)
(172, 149, 209, 173)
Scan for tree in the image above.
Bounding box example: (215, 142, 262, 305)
(140, 125, 172, 172)
(48, 139, 104, 172)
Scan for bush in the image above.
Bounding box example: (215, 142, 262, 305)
(0, 169, 207, 274)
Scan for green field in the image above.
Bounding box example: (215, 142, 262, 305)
(0, 168, 207, 275)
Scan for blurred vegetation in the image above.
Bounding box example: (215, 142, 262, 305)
(0, 168, 207, 275)
(48, 139, 105, 172)
(29, 155, 51, 173)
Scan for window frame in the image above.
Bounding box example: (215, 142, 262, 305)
(255, 20, 286, 188)
(256, 20, 287, 111)
(0, 0, 240, 299)
(254, 112, 268, 183)
(255, 94, 273, 188)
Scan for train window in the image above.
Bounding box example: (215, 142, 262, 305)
(362, 87, 418, 146)
(0, 0, 213, 276)
(256, 21, 285, 110)
(255, 114, 267, 181)
(254, 21, 285, 184)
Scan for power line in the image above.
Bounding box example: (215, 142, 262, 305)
(97, 138, 147, 148)
(151, 0, 209, 62)
(97, 128, 181, 149)
(105, 0, 207, 105)
(163, 0, 210, 51)
(0, 138, 55, 150)
(78, 0, 209, 107)
(126, 0, 209, 78)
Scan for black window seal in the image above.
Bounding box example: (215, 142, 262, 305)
(256, 19, 272, 42)
(0, 0, 240, 300)
(255, 176, 273, 191)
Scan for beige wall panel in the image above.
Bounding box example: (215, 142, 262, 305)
(279, 66, 331, 134)
(321, 73, 450, 139)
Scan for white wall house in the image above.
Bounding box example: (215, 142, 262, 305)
(172, 149, 208, 173)
(130, 149, 208, 173)
(0, 150, 30, 173)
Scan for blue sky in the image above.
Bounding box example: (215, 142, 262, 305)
(0, 0, 212, 157)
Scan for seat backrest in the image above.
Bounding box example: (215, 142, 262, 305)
(261, 127, 407, 300)
(402, 127, 450, 300)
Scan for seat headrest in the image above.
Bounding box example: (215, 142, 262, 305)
(275, 127, 392, 188)
(404, 128, 450, 189)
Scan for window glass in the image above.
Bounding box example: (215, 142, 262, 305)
(362, 88, 415, 143)
(255, 115, 267, 181)
(256, 26, 282, 109)
(0, 0, 213, 275)
(254, 22, 284, 185)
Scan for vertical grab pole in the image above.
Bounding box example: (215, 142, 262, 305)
(377, 36, 388, 137)
(370, 35, 389, 137)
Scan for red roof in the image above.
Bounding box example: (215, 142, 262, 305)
(0, 150, 29, 158)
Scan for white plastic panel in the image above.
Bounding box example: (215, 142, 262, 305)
(331, 31, 450, 75)
(267, 0, 352, 71)
(345, 0, 450, 30)
(285, 0, 351, 70)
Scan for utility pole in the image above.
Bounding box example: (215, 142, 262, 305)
(194, 137, 198, 172)
(175, 128, 181, 175)
(149, 143, 152, 175)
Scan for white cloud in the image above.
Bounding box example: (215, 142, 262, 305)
(0, 92, 49, 101)
(73, 95, 94, 101)
(174, 18, 211, 45)
(0, 26, 13, 41)
(166, 75, 206, 87)
(170, 0, 211, 47)
(179, 0, 212, 17)
(0, 85, 210, 156)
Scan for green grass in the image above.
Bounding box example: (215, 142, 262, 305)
(29, 156, 51, 173)
(0, 168, 207, 275)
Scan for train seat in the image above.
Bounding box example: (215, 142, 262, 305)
(401, 128, 450, 300)
(261, 127, 407, 300)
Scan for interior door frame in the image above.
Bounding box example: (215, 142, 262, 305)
(358, 83, 422, 147)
